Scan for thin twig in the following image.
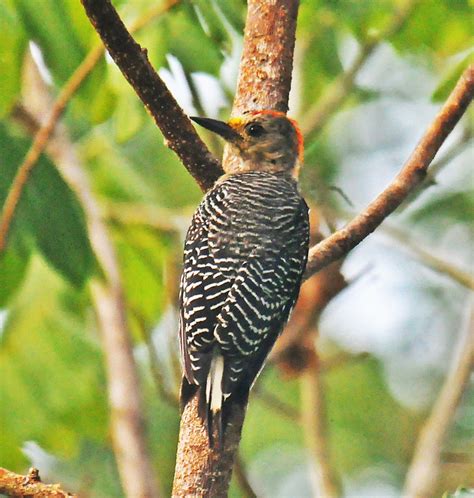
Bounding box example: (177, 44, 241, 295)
(424, 126, 472, 180)
(417, 128, 473, 200)
(59, 151, 162, 496)
(320, 204, 474, 291)
(0, 0, 181, 254)
(233, 454, 258, 498)
(382, 225, 474, 290)
(301, 0, 420, 136)
(400, 126, 473, 207)
(281, 246, 344, 497)
(403, 303, 474, 498)
(80, 0, 222, 191)
(320, 352, 370, 373)
(90, 280, 161, 497)
(304, 64, 474, 280)
(134, 310, 180, 408)
(253, 384, 301, 422)
(0, 467, 76, 498)
(301, 368, 342, 498)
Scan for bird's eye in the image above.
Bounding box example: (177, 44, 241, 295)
(245, 123, 265, 137)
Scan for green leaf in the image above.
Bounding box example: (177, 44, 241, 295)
(0, 2, 27, 117)
(0, 246, 29, 306)
(299, 23, 343, 109)
(0, 124, 96, 287)
(159, 5, 224, 75)
(113, 95, 144, 143)
(432, 53, 474, 102)
(11, 0, 114, 122)
(0, 258, 108, 470)
(112, 121, 202, 207)
(12, 0, 86, 83)
(409, 191, 474, 234)
(443, 488, 474, 498)
(189, 0, 245, 51)
(303, 0, 393, 42)
(113, 225, 170, 324)
(88, 79, 117, 125)
(392, 0, 473, 57)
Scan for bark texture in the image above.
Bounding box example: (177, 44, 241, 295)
(0, 467, 76, 498)
(232, 0, 299, 114)
(172, 397, 245, 497)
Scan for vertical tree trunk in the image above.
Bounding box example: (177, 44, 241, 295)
(172, 1, 300, 496)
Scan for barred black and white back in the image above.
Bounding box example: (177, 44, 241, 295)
(179, 170, 309, 444)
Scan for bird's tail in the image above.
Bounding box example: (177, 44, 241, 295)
(180, 354, 226, 447)
(203, 354, 226, 447)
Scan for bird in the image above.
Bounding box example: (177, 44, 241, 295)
(179, 110, 309, 445)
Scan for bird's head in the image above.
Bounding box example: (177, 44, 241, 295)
(191, 111, 303, 177)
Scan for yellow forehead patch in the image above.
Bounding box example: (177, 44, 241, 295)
(227, 117, 244, 128)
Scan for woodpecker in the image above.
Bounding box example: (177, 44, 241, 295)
(179, 110, 309, 444)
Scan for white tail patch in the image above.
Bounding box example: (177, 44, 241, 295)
(206, 355, 224, 413)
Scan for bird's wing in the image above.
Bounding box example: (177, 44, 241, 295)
(179, 209, 232, 385)
(214, 239, 307, 402)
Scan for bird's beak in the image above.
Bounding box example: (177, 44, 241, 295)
(190, 116, 242, 143)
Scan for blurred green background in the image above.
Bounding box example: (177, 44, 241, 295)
(0, 0, 473, 496)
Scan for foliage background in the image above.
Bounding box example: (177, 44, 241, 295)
(0, 0, 473, 496)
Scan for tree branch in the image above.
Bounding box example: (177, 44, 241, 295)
(403, 303, 474, 498)
(172, 396, 246, 497)
(301, 367, 341, 498)
(80, 0, 222, 191)
(91, 280, 161, 497)
(232, 1, 298, 114)
(303, 64, 474, 280)
(172, 1, 300, 495)
(233, 454, 258, 498)
(271, 211, 344, 497)
(0, 467, 76, 498)
(0, 0, 181, 253)
(253, 384, 301, 422)
(318, 205, 474, 290)
(382, 225, 474, 290)
(423, 126, 472, 182)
